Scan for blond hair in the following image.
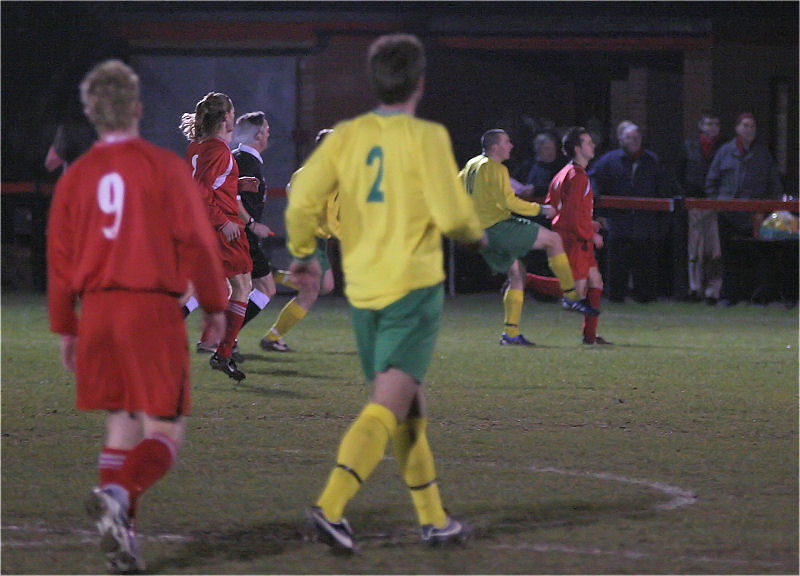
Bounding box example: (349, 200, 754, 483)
(180, 92, 233, 141)
(79, 60, 140, 132)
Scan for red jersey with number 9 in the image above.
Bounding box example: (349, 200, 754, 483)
(47, 137, 228, 335)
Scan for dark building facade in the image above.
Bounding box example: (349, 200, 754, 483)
(2, 2, 797, 292)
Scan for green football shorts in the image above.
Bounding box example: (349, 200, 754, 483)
(314, 237, 331, 274)
(480, 217, 541, 274)
(350, 283, 443, 382)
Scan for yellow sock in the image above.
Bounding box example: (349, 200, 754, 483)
(316, 403, 397, 522)
(273, 270, 299, 291)
(393, 418, 448, 528)
(548, 253, 578, 300)
(503, 288, 523, 338)
(266, 298, 307, 342)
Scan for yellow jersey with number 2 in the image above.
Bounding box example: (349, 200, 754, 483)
(286, 110, 482, 309)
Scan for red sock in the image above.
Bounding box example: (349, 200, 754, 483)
(99, 447, 129, 487)
(217, 300, 246, 358)
(583, 287, 602, 341)
(118, 434, 176, 514)
(526, 274, 564, 298)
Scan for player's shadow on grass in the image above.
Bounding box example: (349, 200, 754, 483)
(238, 353, 297, 362)
(466, 495, 661, 539)
(231, 381, 308, 398)
(599, 343, 699, 350)
(148, 495, 666, 570)
(243, 367, 327, 379)
(149, 521, 307, 572)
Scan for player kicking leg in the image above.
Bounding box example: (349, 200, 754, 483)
(261, 239, 335, 352)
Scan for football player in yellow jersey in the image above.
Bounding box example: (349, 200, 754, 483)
(285, 33, 485, 553)
(260, 129, 339, 352)
(460, 129, 599, 346)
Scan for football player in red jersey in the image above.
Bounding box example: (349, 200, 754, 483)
(546, 127, 611, 345)
(48, 59, 228, 573)
(180, 92, 259, 380)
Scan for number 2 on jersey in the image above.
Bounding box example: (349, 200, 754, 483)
(366, 146, 385, 202)
(97, 172, 125, 239)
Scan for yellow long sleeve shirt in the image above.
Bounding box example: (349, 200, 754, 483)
(287, 168, 341, 239)
(285, 110, 483, 309)
(459, 154, 542, 229)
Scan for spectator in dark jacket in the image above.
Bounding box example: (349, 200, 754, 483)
(589, 123, 671, 303)
(523, 132, 567, 196)
(706, 112, 784, 304)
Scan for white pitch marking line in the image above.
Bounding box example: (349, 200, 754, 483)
(526, 464, 698, 511)
(484, 463, 785, 568)
(2, 523, 188, 548)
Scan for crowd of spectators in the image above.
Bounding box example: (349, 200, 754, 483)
(506, 112, 792, 306)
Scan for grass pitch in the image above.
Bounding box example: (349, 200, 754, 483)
(2, 291, 797, 574)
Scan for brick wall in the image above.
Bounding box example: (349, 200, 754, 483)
(296, 35, 375, 158)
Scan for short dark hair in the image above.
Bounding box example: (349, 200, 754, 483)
(698, 110, 719, 123)
(481, 129, 506, 152)
(561, 127, 590, 159)
(367, 34, 426, 104)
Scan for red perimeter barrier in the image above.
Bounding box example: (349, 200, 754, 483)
(3, 182, 796, 212)
(1, 181, 289, 198)
(596, 196, 674, 211)
(526, 194, 798, 213)
(683, 198, 798, 213)
(1, 182, 54, 195)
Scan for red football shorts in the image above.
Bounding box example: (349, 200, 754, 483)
(76, 291, 190, 418)
(562, 237, 597, 281)
(217, 227, 253, 278)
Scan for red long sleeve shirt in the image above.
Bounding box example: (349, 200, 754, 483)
(546, 162, 595, 243)
(185, 138, 240, 229)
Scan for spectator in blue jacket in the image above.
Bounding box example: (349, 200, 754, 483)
(589, 123, 671, 303)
